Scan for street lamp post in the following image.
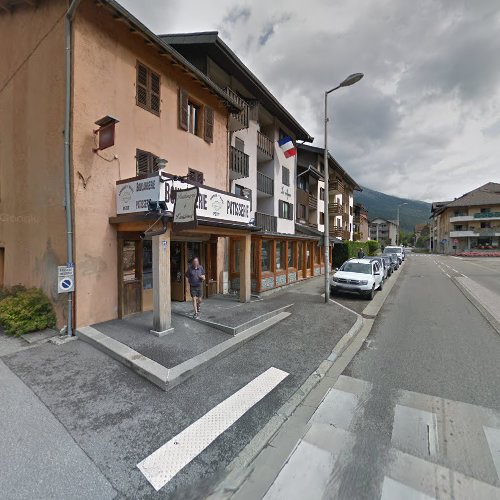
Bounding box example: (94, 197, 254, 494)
(324, 73, 364, 303)
(396, 202, 408, 245)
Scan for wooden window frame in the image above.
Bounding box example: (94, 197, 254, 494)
(136, 61, 160, 116)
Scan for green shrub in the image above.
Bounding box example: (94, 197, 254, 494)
(366, 240, 380, 256)
(0, 288, 56, 336)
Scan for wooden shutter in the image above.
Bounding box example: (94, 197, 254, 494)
(150, 71, 161, 114)
(136, 149, 149, 175)
(179, 88, 189, 130)
(279, 200, 283, 218)
(289, 203, 294, 220)
(136, 63, 148, 108)
(204, 106, 214, 143)
(188, 168, 204, 184)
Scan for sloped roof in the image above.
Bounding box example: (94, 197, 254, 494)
(296, 143, 361, 191)
(443, 182, 500, 208)
(161, 32, 313, 142)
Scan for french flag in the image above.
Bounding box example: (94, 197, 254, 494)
(278, 136, 297, 158)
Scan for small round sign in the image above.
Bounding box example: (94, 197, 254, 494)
(60, 278, 73, 290)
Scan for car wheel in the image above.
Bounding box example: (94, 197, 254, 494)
(365, 286, 375, 300)
(379, 279, 384, 291)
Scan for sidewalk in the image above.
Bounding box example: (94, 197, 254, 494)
(1, 277, 359, 498)
(0, 359, 116, 500)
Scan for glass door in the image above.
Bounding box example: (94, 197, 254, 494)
(120, 239, 142, 316)
(171, 241, 185, 301)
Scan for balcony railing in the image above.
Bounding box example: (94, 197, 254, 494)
(255, 212, 277, 233)
(230, 147, 250, 179)
(328, 203, 343, 215)
(329, 225, 344, 238)
(224, 87, 249, 131)
(353, 215, 361, 224)
(308, 194, 318, 209)
(330, 180, 345, 192)
(257, 131, 274, 160)
(257, 171, 274, 196)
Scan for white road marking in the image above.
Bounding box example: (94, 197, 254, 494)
(484, 426, 500, 480)
(381, 476, 435, 500)
(137, 367, 289, 491)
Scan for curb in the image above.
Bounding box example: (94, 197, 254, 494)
(210, 262, 405, 498)
(451, 277, 500, 336)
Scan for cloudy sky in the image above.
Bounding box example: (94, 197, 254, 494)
(121, 0, 500, 202)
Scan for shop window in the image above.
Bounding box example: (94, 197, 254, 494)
(234, 240, 241, 273)
(143, 240, 153, 289)
(136, 149, 159, 175)
(319, 188, 325, 200)
(187, 168, 204, 184)
(279, 200, 293, 220)
(136, 62, 160, 115)
(319, 212, 325, 225)
(262, 240, 272, 272)
(276, 241, 285, 270)
(298, 242, 303, 269)
(287, 241, 294, 268)
(306, 243, 312, 268)
(282, 167, 290, 186)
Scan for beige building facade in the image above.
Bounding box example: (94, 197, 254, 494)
(431, 183, 500, 253)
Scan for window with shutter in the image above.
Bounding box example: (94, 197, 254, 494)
(179, 88, 189, 131)
(136, 149, 160, 175)
(136, 62, 160, 115)
(204, 106, 214, 143)
(188, 168, 204, 184)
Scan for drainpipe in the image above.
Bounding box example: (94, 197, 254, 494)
(63, 0, 82, 336)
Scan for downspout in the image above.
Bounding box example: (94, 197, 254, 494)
(63, 0, 82, 336)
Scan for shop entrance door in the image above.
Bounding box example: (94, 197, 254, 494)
(298, 241, 304, 279)
(119, 239, 142, 316)
(171, 241, 185, 301)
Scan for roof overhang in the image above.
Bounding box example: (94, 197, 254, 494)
(161, 32, 313, 142)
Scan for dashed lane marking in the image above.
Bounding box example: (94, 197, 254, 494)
(137, 367, 289, 491)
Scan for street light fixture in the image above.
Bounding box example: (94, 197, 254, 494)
(324, 73, 364, 304)
(396, 202, 408, 245)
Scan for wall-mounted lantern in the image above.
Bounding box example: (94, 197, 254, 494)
(93, 115, 119, 152)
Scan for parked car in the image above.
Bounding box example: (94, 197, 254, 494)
(382, 253, 399, 271)
(370, 256, 390, 279)
(380, 255, 394, 277)
(384, 245, 405, 264)
(330, 258, 384, 300)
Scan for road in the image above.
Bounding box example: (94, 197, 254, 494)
(253, 254, 500, 499)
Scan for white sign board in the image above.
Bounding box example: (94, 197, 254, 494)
(115, 174, 251, 225)
(173, 187, 198, 229)
(116, 176, 161, 215)
(57, 265, 74, 294)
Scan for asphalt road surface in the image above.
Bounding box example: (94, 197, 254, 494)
(262, 254, 500, 499)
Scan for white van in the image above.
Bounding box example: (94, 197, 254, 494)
(384, 246, 404, 263)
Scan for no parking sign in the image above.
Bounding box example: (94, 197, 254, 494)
(57, 265, 75, 294)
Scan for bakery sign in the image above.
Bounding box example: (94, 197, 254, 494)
(116, 173, 251, 224)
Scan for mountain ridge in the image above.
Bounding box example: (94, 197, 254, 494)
(354, 186, 431, 232)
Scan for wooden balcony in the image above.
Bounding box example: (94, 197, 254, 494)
(257, 131, 274, 161)
(353, 215, 361, 224)
(329, 225, 344, 238)
(330, 180, 345, 193)
(257, 171, 274, 196)
(308, 194, 318, 209)
(230, 146, 250, 179)
(255, 212, 277, 233)
(328, 203, 343, 215)
(225, 87, 249, 131)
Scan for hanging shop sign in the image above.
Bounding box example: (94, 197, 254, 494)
(116, 173, 251, 225)
(173, 187, 199, 230)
